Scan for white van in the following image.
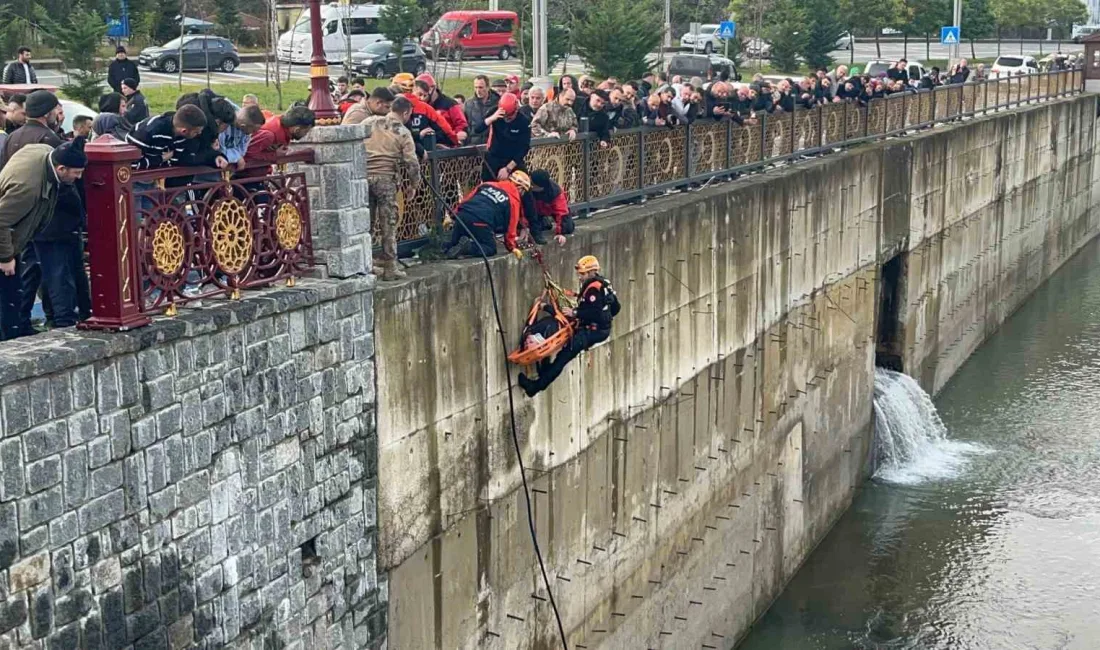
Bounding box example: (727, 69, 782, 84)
(277, 3, 384, 64)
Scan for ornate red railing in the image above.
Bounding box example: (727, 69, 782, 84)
(79, 136, 315, 331)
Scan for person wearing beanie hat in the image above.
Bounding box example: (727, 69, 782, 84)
(0, 140, 85, 339)
(108, 45, 140, 94)
(33, 137, 90, 330)
(121, 77, 149, 124)
(4, 91, 62, 163)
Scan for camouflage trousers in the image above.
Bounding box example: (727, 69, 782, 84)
(368, 176, 399, 265)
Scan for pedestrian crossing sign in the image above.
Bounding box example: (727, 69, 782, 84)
(718, 21, 736, 40)
(940, 26, 960, 45)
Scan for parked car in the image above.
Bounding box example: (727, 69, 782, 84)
(138, 36, 240, 73)
(420, 10, 519, 60)
(666, 53, 740, 81)
(864, 59, 926, 82)
(1071, 24, 1100, 42)
(278, 4, 384, 64)
(743, 36, 771, 59)
(679, 24, 722, 53)
(835, 31, 854, 50)
(351, 41, 427, 78)
(60, 99, 97, 135)
(990, 55, 1039, 77)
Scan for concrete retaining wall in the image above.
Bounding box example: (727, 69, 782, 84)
(374, 94, 1099, 649)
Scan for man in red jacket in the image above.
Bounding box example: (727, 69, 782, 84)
(445, 170, 532, 259)
(403, 80, 458, 151)
(529, 169, 573, 246)
(242, 106, 315, 177)
(415, 73, 468, 144)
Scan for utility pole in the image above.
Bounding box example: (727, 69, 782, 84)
(952, 0, 962, 66)
(664, 0, 671, 48)
(532, 0, 548, 79)
(489, 0, 499, 10)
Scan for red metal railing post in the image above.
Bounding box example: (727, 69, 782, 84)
(78, 135, 151, 331)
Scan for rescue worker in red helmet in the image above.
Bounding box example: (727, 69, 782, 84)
(518, 255, 621, 396)
(482, 91, 531, 183)
(401, 74, 458, 153)
(415, 72, 468, 144)
(445, 170, 534, 260)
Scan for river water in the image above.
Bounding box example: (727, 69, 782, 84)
(738, 240, 1100, 650)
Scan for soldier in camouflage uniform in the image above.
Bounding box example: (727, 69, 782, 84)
(363, 96, 420, 281)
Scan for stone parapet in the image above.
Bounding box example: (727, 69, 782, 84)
(290, 124, 373, 279)
(0, 278, 385, 650)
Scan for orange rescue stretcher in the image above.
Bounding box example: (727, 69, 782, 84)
(507, 274, 577, 366)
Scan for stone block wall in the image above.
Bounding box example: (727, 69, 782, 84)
(290, 124, 373, 279)
(0, 279, 384, 650)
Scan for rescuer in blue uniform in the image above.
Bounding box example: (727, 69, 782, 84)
(518, 255, 620, 396)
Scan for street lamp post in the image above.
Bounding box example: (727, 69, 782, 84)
(306, 0, 340, 125)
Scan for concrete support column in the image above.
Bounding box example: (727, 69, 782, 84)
(290, 123, 372, 278)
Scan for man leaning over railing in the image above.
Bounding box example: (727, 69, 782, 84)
(241, 106, 316, 179)
(126, 106, 208, 171)
(0, 139, 86, 340)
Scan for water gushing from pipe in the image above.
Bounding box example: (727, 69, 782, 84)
(872, 368, 987, 484)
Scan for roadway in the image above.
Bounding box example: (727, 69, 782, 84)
(29, 40, 1082, 91)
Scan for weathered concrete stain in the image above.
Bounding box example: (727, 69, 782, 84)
(375, 94, 1099, 649)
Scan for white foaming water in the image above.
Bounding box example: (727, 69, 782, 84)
(872, 368, 987, 484)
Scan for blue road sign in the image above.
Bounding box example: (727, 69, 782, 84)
(940, 26, 960, 45)
(718, 21, 736, 40)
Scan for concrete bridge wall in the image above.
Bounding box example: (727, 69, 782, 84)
(373, 93, 1099, 649)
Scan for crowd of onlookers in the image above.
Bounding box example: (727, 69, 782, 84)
(332, 54, 1085, 161)
(0, 44, 318, 340)
(0, 44, 1085, 335)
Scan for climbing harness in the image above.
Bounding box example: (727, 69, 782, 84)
(507, 252, 578, 366)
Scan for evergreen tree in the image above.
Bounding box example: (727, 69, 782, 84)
(37, 3, 108, 108)
(215, 0, 242, 42)
(763, 0, 806, 73)
(572, 0, 662, 80)
(379, 0, 425, 71)
(962, 0, 995, 58)
(800, 0, 842, 70)
(154, 0, 182, 43)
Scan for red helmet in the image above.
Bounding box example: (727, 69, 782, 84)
(498, 93, 519, 116)
(415, 72, 437, 89)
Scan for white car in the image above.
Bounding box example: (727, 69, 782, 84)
(864, 59, 926, 83)
(743, 37, 772, 59)
(990, 55, 1038, 78)
(60, 99, 97, 136)
(836, 31, 854, 50)
(679, 24, 723, 53)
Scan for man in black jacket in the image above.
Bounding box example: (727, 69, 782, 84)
(948, 59, 971, 84)
(887, 59, 910, 84)
(107, 46, 140, 94)
(2, 47, 37, 85)
(465, 75, 499, 145)
(482, 92, 531, 182)
(126, 106, 208, 171)
(4, 94, 25, 135)
(4, 90, 61, 162)
(576, 90, 612, 148)
(517, 254, 621, 397)
(122, 78, 149, 124)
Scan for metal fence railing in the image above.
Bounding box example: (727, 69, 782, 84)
(385, 69, 1085, 250)
(80, 146, 315, 332)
